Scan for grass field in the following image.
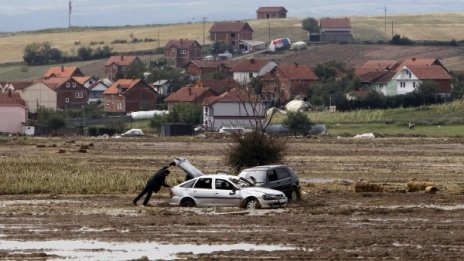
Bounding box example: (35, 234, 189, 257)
(1, 13, 463, 64)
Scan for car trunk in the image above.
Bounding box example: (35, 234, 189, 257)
(174, 158, 204, 179)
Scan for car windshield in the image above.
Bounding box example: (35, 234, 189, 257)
(240, 170, 267, 184)
(229, 177, 254, 188)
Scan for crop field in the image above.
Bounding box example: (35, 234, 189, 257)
(1, 136, 464, 259)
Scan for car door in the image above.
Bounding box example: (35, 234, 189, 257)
(190, 177, 215, 206)
(266, 169, 289, 193)
(275, 167, 293, 195)
(212, 178, 241, 207)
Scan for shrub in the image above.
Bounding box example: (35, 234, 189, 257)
(283, 111, 312, 136)
(225, 131, 287, 173)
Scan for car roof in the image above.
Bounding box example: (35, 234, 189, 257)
(195, 174, 238, 179)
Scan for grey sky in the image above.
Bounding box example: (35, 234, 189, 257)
(0, 0, 463, 32)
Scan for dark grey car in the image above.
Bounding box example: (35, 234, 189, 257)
(238, 165, 300, 202)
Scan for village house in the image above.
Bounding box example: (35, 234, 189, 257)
(319, 17, 353, 42)
(230, 58, 277, 84)
(184, 60, 237, 80)
(153, 80, 173, 96)
(164, 39, 202, 68)
(42, 77, 88, 110)
(256, 6, 288, 19)
(88, 80, 111, 103)
(392, 65, 452, 97)
(0, 91, 28, 134)
(164, 81, 217, 110)
(103, 79, 157, 114)
(1, 81, 56, 113)
(261, 63, 320, 103)
(43, 66, 84, 79)
(209, 21, 253, 49)
(104, 55, 144, 81)
(203, 88, 265, 131)
(73, 76, 97, 89)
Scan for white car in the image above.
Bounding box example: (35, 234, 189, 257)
(169, 174, 288, 209)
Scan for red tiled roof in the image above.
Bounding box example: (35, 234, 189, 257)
(394, 58, 441, 72)
(0, 92, 26, 107)
(230, 59, 274, 72)
(104, 55, 139, 66)
(0, 81, 34, 91)
(357, 70, 389, 83)
(376, 71, 397, 84)
(204, 88, 257, 106)
(165, 39, 200, 49)
(406, 65, 452, 80)
(278, 64, 319, 80)
(104, 79, 143, 95)
(42, 77, 69, 90)
(320, 17, 352, 29)
(44, 66, 80, 78)
(164, 82, 212, 102)
(209, 21, 253, 33)
(256, 7, 287, 13)
(73, 76, 92, 85)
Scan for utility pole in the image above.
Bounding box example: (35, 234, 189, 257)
(202, 17, 207, 45)
(157, 31, 160, 49)
(391, 20, 394, 37)
(384, 5, 387, 38)
(268, 22, 271, 42)
(68, 0, 72, 28)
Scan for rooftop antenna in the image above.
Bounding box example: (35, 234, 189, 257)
(68, 0, 72, 28)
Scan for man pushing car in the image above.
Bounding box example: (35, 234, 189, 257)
(133, 161, 176, 206)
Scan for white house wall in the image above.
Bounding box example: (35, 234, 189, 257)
(394, 68, 420, 95)
(233, 72, 257, 84)
(20, 83, 57, 113)
(204, 102, 265, 131)
(0, 106, 27, 134)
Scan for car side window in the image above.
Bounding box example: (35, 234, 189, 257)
(215, 179, 233, 190)
(194, 178, 212, 189)
(267, 170, 278, 182)
(275, 168, 291, 180)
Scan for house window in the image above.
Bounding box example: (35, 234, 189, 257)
(75, 92, 83, 98)
(400, 82, 406, 88)
(66, 82, 70, 88)
(249, 72, 253, 78)
(72, 82, 76, 88)
(122, 66, 127, 71)
(180, 49, 187, 55)
(65, 98, 70, 103)
(112, 64, 118, 70)
(204, 107, 209, 115)
(117, 103, 123, 110)
(406, 70, 412, 79)
(413, 82, 416, 88)
(231, 33, 236, 37)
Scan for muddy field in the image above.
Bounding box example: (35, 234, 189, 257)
(1, 136, 464, 260)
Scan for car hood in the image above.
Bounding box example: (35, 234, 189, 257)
(174, 157, 204, 179)
(241, 186, 284, 195)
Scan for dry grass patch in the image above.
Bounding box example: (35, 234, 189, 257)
(407, 181, 436, 192)
(354, 182, 384, 193)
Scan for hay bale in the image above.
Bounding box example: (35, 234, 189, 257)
(36, 144, 46, 148)
(58, 149, 66, 153)
(78, 149, 87, 153)
(354, 182, 383, 193)
(407, 181, 434, 192)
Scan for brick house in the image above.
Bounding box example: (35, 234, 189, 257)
(104, 55, 144, 81)
(164, 81, 217, 110)
(209, 21, 253, 49)
(184, 60, 238, 80)
(103, 79, 157, 114)
(164, 39, 202, 68)
(256, 7, 287, 19)
(262, 63, 319, 103)
(320, 17, 353, 42)
(44, 66, 84, 79)
(42, 77, 88, 110)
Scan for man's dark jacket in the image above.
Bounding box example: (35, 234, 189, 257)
(147, 167, 169, 192)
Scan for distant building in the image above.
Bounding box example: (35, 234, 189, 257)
(42, 77, 88, 110)
(0, 91, 27, 134)
(319, 17, 353, 42)
(230, 58, 277, 84)
(164, 39, 202, 68)
(164, 81, 217, 110)
(209, 21, 253, 49)
(103, 79, 157, 114)
(256, 6, 288, 19)
(104, 55, 144, 81)
(44, 66, 84, 79)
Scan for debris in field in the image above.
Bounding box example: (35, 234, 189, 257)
(36, 144, 46, 148)
(354, 182, 383, 193)
(78, 149, 87, 153)
(353, 133, 375, 139)
(80, 145, 89, 150)
(407, 181, 435, 192)
(58, 149, 66, 153)
(425, 186, 438, 194)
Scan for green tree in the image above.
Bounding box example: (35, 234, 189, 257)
(23, 42, 63, 65)
(451, 72, 464, 99)
(166, 103, 202, 125)
(226, 131, 287, 173)
(77, 46, 93, 61)
(149, 114, 167, 130)
(302, 17, 320, 33)
(123, 62, 146, 79)
(282, 111, 312, 136)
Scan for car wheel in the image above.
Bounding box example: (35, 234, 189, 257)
(245, 198, 260, 209)
(290, 188, 301, 203)
(180, 198, 195, 207)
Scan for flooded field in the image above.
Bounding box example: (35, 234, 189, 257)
(1, 137, 464, 259)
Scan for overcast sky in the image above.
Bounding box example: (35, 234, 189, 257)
(0, 0, 463, 32)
